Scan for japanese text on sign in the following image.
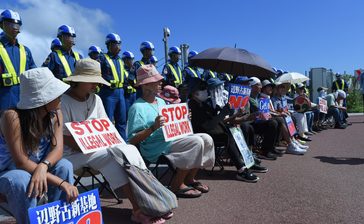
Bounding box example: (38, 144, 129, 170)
(228, 84, 251, 109)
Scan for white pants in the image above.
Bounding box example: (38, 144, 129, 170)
(65, 144, 146, 190)
(292, 112, 308, 136)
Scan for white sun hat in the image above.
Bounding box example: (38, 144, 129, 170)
(17, 67, 70, 109)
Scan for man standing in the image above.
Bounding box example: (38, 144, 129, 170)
(162, 46, 183, 88)
(44, 25, 83, 81)
(98, 33, 128, 140)
(332, 73, 348, 93)
(0, 9, 36, 110)
(88, 45, 102, 61)
(133, 41, 154, 72)
(183, 51, 202, 84)
(121, 51, 137, 114)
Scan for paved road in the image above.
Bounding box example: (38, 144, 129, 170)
(1, 116, 363, 224)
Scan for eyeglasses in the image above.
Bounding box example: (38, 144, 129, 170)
(3, 21, 21, 29)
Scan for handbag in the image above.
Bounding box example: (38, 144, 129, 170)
(108, 148, 178, 217)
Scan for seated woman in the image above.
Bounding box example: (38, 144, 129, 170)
(61, 59, 170, 224)
(188, 78, 265, 183)
(128, 64, 215, 198)
(0, 68, 78, 224)
(260, 80, 308, 155)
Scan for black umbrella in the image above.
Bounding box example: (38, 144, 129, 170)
(189, 47, 276, 79)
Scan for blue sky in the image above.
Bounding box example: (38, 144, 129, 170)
(1, 0, 363, 74)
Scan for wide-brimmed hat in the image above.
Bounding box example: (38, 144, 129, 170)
(249, 77, 261, 86)
(17, 67, 70, 109)
(188, 78, 207, 94)
(207, 78, 225, 88)
(296, 83, 305, 89)
(317, 86, 328, 92)
(63, 58, 110, 86)
(158, 85, 181, 104)
(136, 64, 164, 86)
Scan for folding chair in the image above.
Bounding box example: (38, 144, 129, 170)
(212, 141, 230, 171)
(145, 155, 176, 186)
(0, 193, 14, 218)
(73, 167, 122, 204)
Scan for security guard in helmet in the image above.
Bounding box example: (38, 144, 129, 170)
(331, 73, 348, 93)
(134, 41, 154, 72)
(183, 50, 202, 85)
(202, 69, 217, 81)
(218, 73, 233, 90)
(121, 50, 137, 114)
(88, 45, 102, 61)
(150, 55, 158, 67)
(0, 9, 36, 110)
(98, 33, 128, 140)
(44, 25, 83, 81)
(162, 46, 183, 88)
(41, 38, 62, 67)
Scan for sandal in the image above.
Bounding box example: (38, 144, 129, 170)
(131, 210, 165, 224)
(173, 186, 201, 198)
(189, 181, 210, 193)
(162, 211, 174, 220)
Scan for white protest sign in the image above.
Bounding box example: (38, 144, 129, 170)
(319, 97, 328, 114)
(159, 103, 194, 142)
(65, 118, 126, 154)
(229, 127, 255, 168)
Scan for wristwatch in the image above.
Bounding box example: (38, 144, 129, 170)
(41, 160, 52, 171)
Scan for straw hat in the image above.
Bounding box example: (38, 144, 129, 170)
(63, 58, 110, 86)
(17, 67, 70, 109)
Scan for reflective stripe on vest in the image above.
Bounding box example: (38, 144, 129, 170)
(138, 61, 145, 66)
(335, 80, 344, 90)
(55, 50, 80, 77)
(209, 71, 216, 78)
(105, 54, 124, 88)
(187, 67, 198, 78)
(0, 42, 26, 85)
(167, 64, 182, 86)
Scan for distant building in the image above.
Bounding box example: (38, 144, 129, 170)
(309, 67, 334, 101)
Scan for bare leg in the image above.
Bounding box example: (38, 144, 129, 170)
(170, 168, 200, 195)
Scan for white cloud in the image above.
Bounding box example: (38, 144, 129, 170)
(1, 0, 112, 65)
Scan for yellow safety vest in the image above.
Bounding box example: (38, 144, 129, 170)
(138, 61, 145, 66)
(167, 64, 182, 86)
(105, 54, 124, 88)
(209, 70, 216, 78)
(124, 69, 136, 93)
(335, 80, 344, 90)
(55, 50, 80, 78)
(0, 42, 26, 86)
(187, 67, 198, 78)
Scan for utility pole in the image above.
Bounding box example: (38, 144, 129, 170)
(180, 44, 189, 69)
(163, 27, 170, 66)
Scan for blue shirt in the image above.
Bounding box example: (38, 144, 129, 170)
(99, 52, 127, 86)
(43, 48, 83, 80)
(133, 58, 151, 73)
(202, 70, 217, 81)
(0, 34, 36, 79)
(271, 95, 288, 111)
(0, 135, 51, 172)
(162, 62, 183, 87)
(127, 97, 172, 162)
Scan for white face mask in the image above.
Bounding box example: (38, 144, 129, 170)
(195, 90, 209, 102)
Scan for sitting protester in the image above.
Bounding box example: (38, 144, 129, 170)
(326, 90, 348, 129)
(61, 59, 171, 224)
(313, 87, 329, 131)
(291, 83, 312, 141)
(247, 77, 280, 160)
(158, 85, 181, 104)
(261, 80, 308, 155)
(128, 65, 215, 198)
(0, 68, 78, 224)
(189, 78, 265, 183)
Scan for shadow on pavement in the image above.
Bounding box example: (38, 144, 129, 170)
(314, 156, 364, 165)
(101, 207, 133, 224)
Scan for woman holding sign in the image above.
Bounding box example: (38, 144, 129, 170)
(128, 64, 215, 199)
(61, 59, 170, 224)
(0, 68, 78, 224)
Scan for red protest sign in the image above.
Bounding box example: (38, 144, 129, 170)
(159, 103, 193, 141)
(65, 118, 126, 154)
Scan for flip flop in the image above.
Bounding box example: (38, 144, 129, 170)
(189, 181, 210, 193)
(173, 186, 201, 198)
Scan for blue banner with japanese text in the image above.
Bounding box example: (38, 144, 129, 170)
(228, 84, 251, 109)
(28, 189, 103, 224)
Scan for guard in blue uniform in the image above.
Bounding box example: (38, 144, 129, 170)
(121, 50, 137, 115)
(43, 25, 83, 81)
(88, 45, 102, 61)
(0, 9, 36, 110)
(133, 41, 155, 98)
(183, 50, 202, 85)
(98, 33, 128, 140)
(202, 69, 217, 81)
(150, 55, 158, 67)
(218, 73, 233, 90)
(162, 46, 183, 88)
(41, 38, 62, 66)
